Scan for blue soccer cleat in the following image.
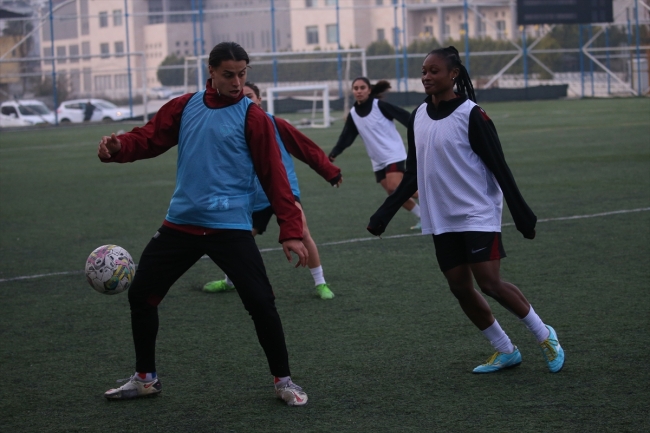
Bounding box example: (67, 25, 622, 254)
(539, 325, 565, 373)
(472, 347, 522, 373)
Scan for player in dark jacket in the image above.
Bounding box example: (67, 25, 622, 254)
(367, 46, 564, 375)
(97, 42, 309, 406)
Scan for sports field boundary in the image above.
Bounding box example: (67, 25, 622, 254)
(1, 206, 648, 284)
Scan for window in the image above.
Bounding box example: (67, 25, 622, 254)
(496, 20, 506, 40)
(114, 41, 124, 57)
(70, 69, 81, 93)
(377, 28, 385, 41)
(424, 25, 433, 37)
(306, 26, 318, 44)
(305, 0, 316, 7)
(325, 0, 336, 5)
(443, 24, 450, 39)
(100, 43, 110, 59)
(1, 106, 18, 116)
(376, 0, 383, 5)
(114, 74, 129, 89)
(477, 18, 486, 37)
(69, 45, 79, 63)
(56, 46, 66, 64)
(81, 41, 91, 61)
(99, 11, 108, 28)
(326, 24, 338, 44)
(83, 68, 92, 92)
(94, 75, 112, 91)
(43, 47, 52, 59)
(113, 10, 123, 26)
(148, 0, 163, 24)
(80, 0, 89, 35)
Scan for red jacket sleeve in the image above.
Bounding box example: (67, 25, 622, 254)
(273, 117, 341, 183)
(100, 94, 193, 163)
(245, 105, 303, 243)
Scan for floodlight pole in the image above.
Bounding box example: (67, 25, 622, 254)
(605, 25, 611, 94)
(588, 25, 594, 97)
(634, 0, 642, 96)
(522, 26, 527, 89)
(271, 0, 278, 87)
(463, 0, 470, 75)
(402, 0, 408, 91)
(48, 0, 58, 125)
(394, 4, 400, 91)
(579, 25, 584, 98)
(336, 0, 343, 98)
(124, 0, 133, 118)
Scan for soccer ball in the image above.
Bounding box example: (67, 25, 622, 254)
(85, 245, 136, 295)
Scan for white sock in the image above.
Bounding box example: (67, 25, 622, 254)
(224, 274, 234, 287)
(520, 305, 550, 342)
(310, 266, 326, 286)
(409, 203, 421, 218)
(481, 319, 515, 354)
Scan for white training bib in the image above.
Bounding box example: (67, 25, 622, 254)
(414, 99, 503, 235)
(350, 99, 407, 172)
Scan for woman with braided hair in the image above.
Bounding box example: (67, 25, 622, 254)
(330, 77, 421, 230)
(367, 46, 565, 374)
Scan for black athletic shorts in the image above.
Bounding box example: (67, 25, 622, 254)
(432, 231, 506, 273)
(374, 160, 406, 183)
(252, 195, 301, 235)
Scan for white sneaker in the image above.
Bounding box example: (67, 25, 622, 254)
(275, 380, 308, 406)
(104, 375, 162, 400)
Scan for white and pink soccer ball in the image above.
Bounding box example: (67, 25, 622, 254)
(85, 245, 135, 295)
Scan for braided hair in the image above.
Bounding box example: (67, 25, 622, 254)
(427, 46, 476, 102)
(352, 77, 392, 99)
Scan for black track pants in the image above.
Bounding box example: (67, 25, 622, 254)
(128, 225, 291, 377)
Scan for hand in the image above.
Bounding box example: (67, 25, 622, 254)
(333, 177, 342, 188)
(523, 229, 536, 240)
(281, 239, 309, 268)
(98, 133, 122, 159)
(328, 155, 336, 162)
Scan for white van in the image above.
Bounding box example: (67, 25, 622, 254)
(0, 100, 56, 127)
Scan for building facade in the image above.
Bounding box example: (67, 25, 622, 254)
(28, 0, 646, 97)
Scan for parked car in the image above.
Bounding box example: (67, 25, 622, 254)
(0, 99, 55, 127)
(166, 90, 187, 100)
(56, 98, 129, 123)
(148, 86, 174, 99)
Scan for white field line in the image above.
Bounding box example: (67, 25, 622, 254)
(1, 207, 648, 284)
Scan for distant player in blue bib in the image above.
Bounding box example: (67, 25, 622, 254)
(203, 82, 342, 300)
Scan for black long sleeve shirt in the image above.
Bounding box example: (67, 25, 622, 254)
(368, 95, 537, 238)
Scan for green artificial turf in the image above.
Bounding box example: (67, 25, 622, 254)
(1, 98, 648, 432)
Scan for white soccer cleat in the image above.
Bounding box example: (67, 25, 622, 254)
(275, 381, 308, 406)
(104, 375, 162, 400)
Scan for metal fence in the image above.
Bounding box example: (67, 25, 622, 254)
(0, 0, 648, 122)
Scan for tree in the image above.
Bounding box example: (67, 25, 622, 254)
(157, 54, 187, 86)
(366, 40, 396, 79)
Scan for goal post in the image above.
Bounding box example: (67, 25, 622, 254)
(266, 85, 330, 128)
